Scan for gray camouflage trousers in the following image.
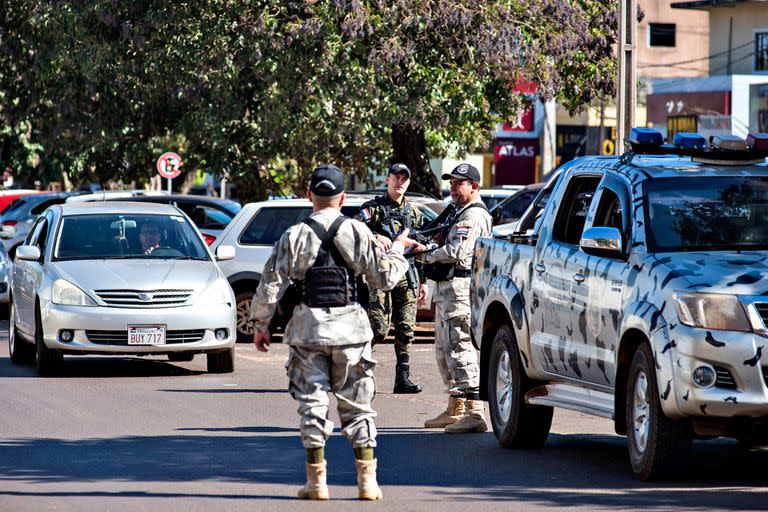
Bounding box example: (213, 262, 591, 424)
(286, 342, 378, 448)
(433, 277, 480, 395)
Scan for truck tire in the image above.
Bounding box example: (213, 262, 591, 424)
(235, 291, 256, 343)
(626, 343, 691, 480)
(8, 298, 33, 364)
(488, 325, 552, 448)
(207, 347, 235, 373)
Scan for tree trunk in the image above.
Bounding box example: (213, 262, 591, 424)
(391, 124, 441, 199)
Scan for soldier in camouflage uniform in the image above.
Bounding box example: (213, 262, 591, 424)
(420, 163, 493, 434)
(251, 164, 423, 501)
(355, 163, 427, 394)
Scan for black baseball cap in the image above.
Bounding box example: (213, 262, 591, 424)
(388, 163, 411, 178)
(442, 163, 481, 184)
(309, 164, 345, 196)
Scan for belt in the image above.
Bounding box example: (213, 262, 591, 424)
(453, 269, 471, 278)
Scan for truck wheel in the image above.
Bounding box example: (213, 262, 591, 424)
(168, 353, 195, 362)
(488, 325, 552, 448)
(626, 343, 691, 480)
(34, 306, 62, 376)
(207, 347, 235, 373)
(8, 298, 33, 364)
(235, 291, 256, 343)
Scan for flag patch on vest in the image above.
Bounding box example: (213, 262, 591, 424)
(456, 226, 471, 236)
(358, 208, 372, 221)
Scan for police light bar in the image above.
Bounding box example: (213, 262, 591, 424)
(711, 135, 748, 152)
(629, 127, 664, 146)
(747, 133, 768, 151)
(673, 132, 707, 150)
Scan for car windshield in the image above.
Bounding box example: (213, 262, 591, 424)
(54, 214, 210, 261)
(645, 177, 768, 252)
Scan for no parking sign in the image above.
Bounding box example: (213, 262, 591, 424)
(157, 152, 183, 192)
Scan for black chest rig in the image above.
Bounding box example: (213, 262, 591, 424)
(300, 216, 368, 308)
(374, 196, 413, 239)
(423, 202, 488, 282)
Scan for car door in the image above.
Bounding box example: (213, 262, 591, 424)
(13, 214, 50, 334)
(577, 175, 633, 387)
(530, 173, 602, 381)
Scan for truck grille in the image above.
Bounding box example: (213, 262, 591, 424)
(93, 289, 193, 308)
(714, 366, 737, 389)
(86, 330, 205, 345)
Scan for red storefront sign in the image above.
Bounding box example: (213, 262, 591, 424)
(494, 138, 539, 185)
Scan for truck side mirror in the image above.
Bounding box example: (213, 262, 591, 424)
(580, 226, 623, 256)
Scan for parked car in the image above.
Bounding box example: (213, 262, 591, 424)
(471, 128, 768, 480)
(0, 192, 82, 258)
(105, 195, 241, 246)
(0, 190, 41, 214)
(210, 195, 440, 342)
(65, 190, 169, 203)
(8, 201, 237, 376)
(0, 242, 11, 318)
(489, 183, 545, 225)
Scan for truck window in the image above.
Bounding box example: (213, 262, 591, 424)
(593, 189, 624, 232)
(552, 176, 601, 245)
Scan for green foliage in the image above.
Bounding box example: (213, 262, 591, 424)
(1, 0, 617, 199)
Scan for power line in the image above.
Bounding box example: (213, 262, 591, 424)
(638, 40, 753, 68)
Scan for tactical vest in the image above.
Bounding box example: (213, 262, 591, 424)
(423, 202, 488, 282)
(300, 216, 369, 308)
(373, 196, 413, 239)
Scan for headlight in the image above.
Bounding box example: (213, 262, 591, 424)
(673, 293, 750, 332)
(52, 279, 96, 306)
(194, 280, 233, 306)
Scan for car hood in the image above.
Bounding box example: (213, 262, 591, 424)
(51, 259, 219, 294)
(646, 251, 768, 295)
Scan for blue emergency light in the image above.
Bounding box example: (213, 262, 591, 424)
(629, 127, 664, 147)
(673, 132, 707, 150)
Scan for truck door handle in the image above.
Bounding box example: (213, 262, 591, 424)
(534, 263, 546, 274)
(573, 272, 585, 283)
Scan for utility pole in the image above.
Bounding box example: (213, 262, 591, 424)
(616, 0, 637, 154)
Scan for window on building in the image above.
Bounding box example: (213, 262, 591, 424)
(649, 23, 676, 47)
(756, 31, 768, 72)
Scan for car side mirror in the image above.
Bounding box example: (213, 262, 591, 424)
(16, 245, 41, 261)
(215, 245, 235, 261)
(580, 227, 623, 256)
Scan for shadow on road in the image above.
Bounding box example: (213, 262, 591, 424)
(160, 388, 288, 394)
(0, 429, 766, 507)
(0, 356, 205, 378)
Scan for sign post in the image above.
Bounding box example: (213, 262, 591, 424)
(156, 152, 183, 193)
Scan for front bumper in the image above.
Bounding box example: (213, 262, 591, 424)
(669, 325, 768, 418)
(40, 300, 236, 355)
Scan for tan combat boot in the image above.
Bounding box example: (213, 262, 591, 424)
(424, 396, 466, 428)
(297, 460, 330, 500)
(445, 399, 488, 433)
(356, 458, 383, 500)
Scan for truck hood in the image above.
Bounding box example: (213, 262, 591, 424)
(646, 251, 768, 295)
(51, 259, 218, 294)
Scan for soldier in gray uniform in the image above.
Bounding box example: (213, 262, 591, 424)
(420, 163, 493, 433)
(251, 164, 423, 501)
(355, 163, 426, 394)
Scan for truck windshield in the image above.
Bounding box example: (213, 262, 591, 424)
(645, 177, 768, 252)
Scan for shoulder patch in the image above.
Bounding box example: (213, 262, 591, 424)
(456, 226, 471, 236)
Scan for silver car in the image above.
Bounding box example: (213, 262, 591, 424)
(8, 202, 237, 376)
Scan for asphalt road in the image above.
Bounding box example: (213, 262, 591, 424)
(1, 324, 767, 511)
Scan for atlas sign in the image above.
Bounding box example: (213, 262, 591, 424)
(156, 152, 183, 179)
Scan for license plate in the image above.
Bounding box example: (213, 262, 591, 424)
(127, 325, 166, 345)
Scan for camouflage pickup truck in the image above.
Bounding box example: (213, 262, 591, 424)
(470, 129, 768, 480)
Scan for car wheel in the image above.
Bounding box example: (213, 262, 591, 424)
(8, 298, 33, 364)
(168, 353, 195, 362)
(626, 343, 691, 481)
(488, 325, 552, 448)
(34, 306, 62, 377)
(235, 291, 256, 343)
(207, 347, 235, 373)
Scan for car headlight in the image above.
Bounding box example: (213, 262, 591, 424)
(52, 279, 97, 306)
(195, 280, 233, 306)
(673, 293, 750, 332)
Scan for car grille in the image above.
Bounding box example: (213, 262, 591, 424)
(86, 330, 205, 345)
(714, 365, 737, 389)
(93, 289, 193, 308)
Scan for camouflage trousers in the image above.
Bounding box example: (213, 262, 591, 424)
(433, 278, 480, 395)
(286, 342, 378, 449)
(368, 278, 417, 357)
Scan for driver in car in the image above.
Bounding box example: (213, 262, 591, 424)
(140, 221, 162, 255)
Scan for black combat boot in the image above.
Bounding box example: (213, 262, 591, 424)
(393, 363, 422, 394)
